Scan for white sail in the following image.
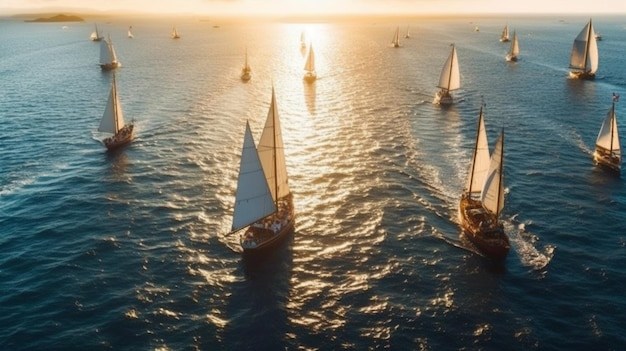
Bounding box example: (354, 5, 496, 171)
(300, 31, 307, 48)
(128, 26, 133, 38)
(596, 103, 621, 157)
(510, 31, 519, 56)
(569, 19, 598, 74)
(500, 25, 509, 41)
(232, 122, 276, 232)
(392, 26, 400, 46)
(258, 87, 290, 201)
(171, 27, 179, 38)
(437, 45, 460, 92)
(304, 44, 315, 72)
(98, 75, 125, 134)
(99, 37, 118, 65)
(90, 24, 101, 40)
(465, 106, 491, 195)
(481, 131, 505, 216)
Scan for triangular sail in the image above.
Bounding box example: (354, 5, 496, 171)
(596, 103, 621, 158)
(304, 44, 315, 72)
(128, 26, 133, 38)
(437, 45, 460, 92)
(232, 122, 276, 232)
(465, 106, 491, 195)
(510, 31, 519, 56)
(99, 39, 112, 64)
(392, 26, 400, 46)
(500, 25, 509, 41)
(569, 19, 598, 73)
(98, 75, 125, 134)
(481, 131, 505, 217)
(258, 87, 290, 201)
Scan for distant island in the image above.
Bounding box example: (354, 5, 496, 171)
(25, 14, 84, 23)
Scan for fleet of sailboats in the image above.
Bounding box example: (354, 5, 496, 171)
(232, 87, 295, 252)
(433, 44, 460, 105)
(499, 25, 510, 42)
(459, 106, 510, 260)
(303, 43, 316, 82)
(99, 35, 121, 70)
(569, 19, 598, 79)
(505, 31, 520, 62)
(90, 24, 103, 41)
(240, 48, 251, 82)
(98, 74, 134, 150)
(391, 26, 400, 48)
(593, 95, 622, 174)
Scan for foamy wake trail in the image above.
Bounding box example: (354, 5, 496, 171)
(506, 215, 555, 270)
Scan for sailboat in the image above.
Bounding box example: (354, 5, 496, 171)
(303, 43, 316, 82)
(569, 19, 598, 79)
(171, 26, 180, 39)
(405, 26, 411, 39)
(98, 74, 134, 150)
(593, 95, 621, 174)
(499, 25, 510, 42)
(433, 44, 460, 105)
(90, 24, 103, 41)
(505, 31, 520, 62)
(232, 87, 295, 252)
(459, 110, 509, 260)
(99, 35, 121, 70)
(240, 48, 251, 82)
(391, 26, 400, 47)
(300, 30, 307, 49)
(127, 26, 134, 38)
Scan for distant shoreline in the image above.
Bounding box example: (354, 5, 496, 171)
(24, 14, 84, 23)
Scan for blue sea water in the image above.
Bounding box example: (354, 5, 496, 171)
(1, 13, 626, 350)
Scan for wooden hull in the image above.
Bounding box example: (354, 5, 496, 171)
(240, 71, 251, 82)
(433, 90, 454, 105)
(241, 195, 295, 253)
(103, 124, 134, 150)
(459, 196, 510, 260)
(505, 54, 518, 62)
(593, 149, 621, 175)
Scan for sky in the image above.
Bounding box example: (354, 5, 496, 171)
(3, 0, 626, 16)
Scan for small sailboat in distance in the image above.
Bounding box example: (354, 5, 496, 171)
(98, 73, 134, 150)
(405, 25, 410, 39)
(300, 30, 307, 49)
(99, 35, 121, 70)
(593, 94, 621, 174)
(171, 26, 180, 39)
(569, 19, 598, 80)
(505, 31, 520, 62)
(391, 26, 400, 47)
(90, 23, 103, 41)
(232, 87, 295, 253)
(127, 26, 134, 38)
(303, 43, 316, 82)
(240, 48, 251, 82)
(433, 44, 460, 105)
(459, 109, 510, 260)
(499, 25, 510, 42)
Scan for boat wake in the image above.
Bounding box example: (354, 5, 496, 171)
(506, 215, 554, 270)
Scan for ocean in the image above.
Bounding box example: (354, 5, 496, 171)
(1, 13, 625, 350)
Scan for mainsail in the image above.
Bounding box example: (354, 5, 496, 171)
(392, 26, 400, 47)
(232, 122, 276, 231)
(596, 103, 621, 158)
(437, 45, 460, 92)
(481, 131, 505, 218)
(98, 75, 125, 134)
(99, 37, 118, 65)
(465, 105, 491, 196)
(258, 88, 290, 202)
(509, 31, 520, 56)
(304, 44, 315, 73)
(500, 25, 510, 41)
(569, 19, 598, 74)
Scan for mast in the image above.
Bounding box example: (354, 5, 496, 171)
(272, 87, 279, 205)
(610, 102, 615, 155)
(583, 19, 592, 72)
(112, 73, 119, 133)
(467, 104, 483, 194)
(446, 45, 455, 93)
(495, 129, 504, 223)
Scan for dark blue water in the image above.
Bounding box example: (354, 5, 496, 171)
(1, 14, 625, 350)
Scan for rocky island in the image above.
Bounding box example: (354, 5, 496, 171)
(25, 14, 85, 23)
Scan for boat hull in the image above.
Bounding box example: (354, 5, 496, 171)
(103, 124, 134, 150)
(505, 54, 518, 62)
(303, 72, 316, 83)
(100, 62, 121, 71)
(240, 71, 251, 82)
(593, 149, 621, 175)
(569, 70, 595, 80)
(433, 90, 454, 105)
(241, 194, 295, 253)
(459, 196, 510, 260)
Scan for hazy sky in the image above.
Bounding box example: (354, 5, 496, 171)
(3, 0, 626, 15)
